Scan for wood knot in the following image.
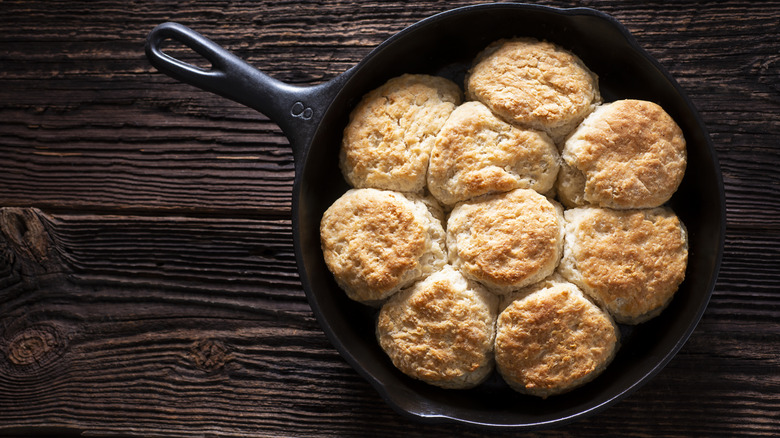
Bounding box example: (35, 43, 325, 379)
(8, 329, 57, 366)
(2, 323, 67, 374)
(0, 208, 50, 262)
(189, 339, 231, 373)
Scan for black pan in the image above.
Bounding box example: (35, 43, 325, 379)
(145, 3, 725, 429)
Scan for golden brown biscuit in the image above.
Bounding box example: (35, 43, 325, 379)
(558, 207, 688, 324)
(447, 189, 564, 294)
(339, 74, 462, 193)
(465, 38, 601, 143)
(320, 188, 447, 306)
(377, 265, 499, 389)
(495, 275, 619, 398)
(427, 101, 559, 206)
(556, 99, 687, 209)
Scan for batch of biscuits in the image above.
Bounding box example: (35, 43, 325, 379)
(319, 38, 688, 398)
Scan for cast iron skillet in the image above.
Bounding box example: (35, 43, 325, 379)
(146, 3, 725, 429)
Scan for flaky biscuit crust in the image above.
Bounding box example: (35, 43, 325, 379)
(377, 266, 498, 389)
(320, 189, 446, 305)
(447, 189, 564, 294)
(495, 276, 619, 398)
(466, 38, 601, 143)
(326, 39, 690, 395)
(427, 101, 559, 206)
(557, 99, 687, 209)
(340, 74, 462, 193)
(559, 207, 688, 324)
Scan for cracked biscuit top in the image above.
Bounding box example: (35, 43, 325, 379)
(427, 101, 559, 206)
(558, 207, 688, 324)
(447, 189, 564, 294)
(376, 265, 498, 389)
(339, 74, 462, 193)
(556, 99, 687, 209)
(466, 38, 601, 143)
(495, 275, 619, 398)
(320, 188, 447, 306)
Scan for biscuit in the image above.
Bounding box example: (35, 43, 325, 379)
(495, 275, 619, 398)
(558, 207, 688, 324)
(427, 101, 560, 206)
(556, 99, 687, 209)
(320, 188, 447, 306)
(465, 38, 601, 143)
(376, 265, 499, 389)
(447, 189, 564, 294)
(339, 74, 462, 193)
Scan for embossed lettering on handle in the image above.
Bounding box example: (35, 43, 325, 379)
(291, 101, 314, 120)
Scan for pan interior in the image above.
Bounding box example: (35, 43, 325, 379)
(294, 4, 723, 428)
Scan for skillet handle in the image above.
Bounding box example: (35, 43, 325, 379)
(145, 22, 342, 165)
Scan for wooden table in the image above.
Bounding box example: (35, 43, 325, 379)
(1, 1, 777, 436)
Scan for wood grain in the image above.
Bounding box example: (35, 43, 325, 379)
(3, 0, 776, 219)
(1, 0, 779, 436)
(1, 210, 777, 437)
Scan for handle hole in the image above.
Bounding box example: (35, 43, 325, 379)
(159, 38, 214, 71)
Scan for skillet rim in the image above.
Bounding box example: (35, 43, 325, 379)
(291, 2, 726, 429)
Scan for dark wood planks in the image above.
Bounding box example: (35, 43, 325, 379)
(2, 0, 777, 220)
(0, 211, 778, 436)
(1, 0, 779, 436)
